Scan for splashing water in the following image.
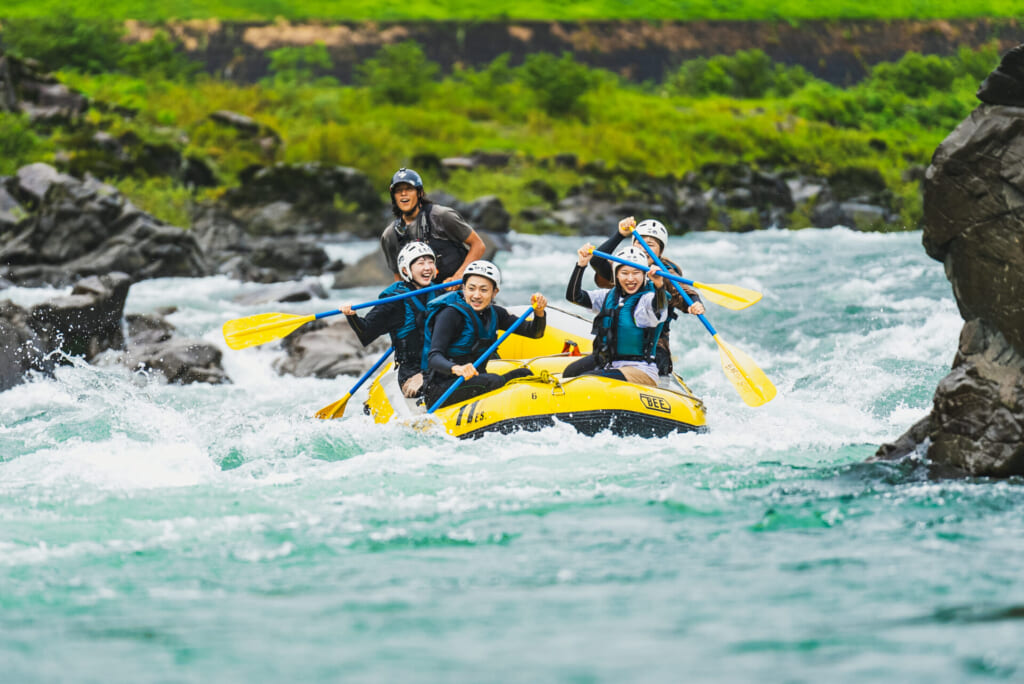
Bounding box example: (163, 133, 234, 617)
(3, 229, 1021, 682)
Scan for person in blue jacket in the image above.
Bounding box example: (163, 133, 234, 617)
(422, 260, 548, 409)
(564, 243, 668, 387)
(342, 241, 437, 397)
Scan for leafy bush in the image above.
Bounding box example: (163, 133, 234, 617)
(266, 43, 335, 86)
(866, 52, 958, 98)
(356, 41, 439, 105)
(2, 14, 125, 72)
(519, 52, 598, 116)
(0, 113, 51, 174)
(119, 31, 201, 80)
(668, 49, 815, 98)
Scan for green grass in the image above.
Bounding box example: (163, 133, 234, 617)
(0, 0, 1021, 21)
(52, 63, 966, 228)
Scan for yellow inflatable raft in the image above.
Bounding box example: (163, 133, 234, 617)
(362, 306, 708, 439)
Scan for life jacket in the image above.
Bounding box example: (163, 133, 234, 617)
(394, 204, 469, 283)
(421, 290, 498, 371)
(378, 281, 431, 369)
(591, 282, 665, 367)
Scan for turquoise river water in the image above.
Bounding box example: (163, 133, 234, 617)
(2, 229, 1023, 683)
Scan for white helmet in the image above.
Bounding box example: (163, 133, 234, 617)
(634, 219, 668, 251)
(611, 246, 649, 279)
(463, 260, 501, 289)
(397, 241, 435, 282)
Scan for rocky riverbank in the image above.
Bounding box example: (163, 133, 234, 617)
(875, 45, 1024, 477)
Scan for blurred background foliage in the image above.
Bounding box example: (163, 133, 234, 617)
(0, 7, 1009, 229)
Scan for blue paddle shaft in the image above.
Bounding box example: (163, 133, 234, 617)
(427, 305, 536, 414)
(592, 249, 701, 289)
(628, 238, 718, 337)
(348, 347, 395, 396)
(314, 280, 464, 320)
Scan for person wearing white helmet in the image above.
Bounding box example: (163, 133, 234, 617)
(380, 167, 487, 285)
(421, 260, 548, 409)
(563, 242, 669, 386)
(587, 215, 705, 376)
(341, 241, 438, 397)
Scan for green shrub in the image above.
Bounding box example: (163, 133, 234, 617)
(867, 52, 958, 98)
(0, 112, 51, 174)
(119, 31, 201, 81)
(266, 43, 336, 86)
(668, 49, 815, 98)
(2, 14, 124, 73)
(356, 41, 439, 105)
(519, 52, 598, 116)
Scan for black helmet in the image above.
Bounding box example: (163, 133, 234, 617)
(389, 168, 424, 193)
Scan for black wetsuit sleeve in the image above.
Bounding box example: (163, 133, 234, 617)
(427, 307, 465, 374)
(345, 300, 403, 347)
(566, 264, 592, 308)
(590, 232, 626, 283)
(495, 305, 546, 339)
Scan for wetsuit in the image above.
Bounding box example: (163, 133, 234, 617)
(422, 294, 546, 409)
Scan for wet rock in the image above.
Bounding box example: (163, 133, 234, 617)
(28, 272, 131, 361)
(431, 192, 511, 234)
(0, 52, 88, 126)
(332, 249, 392, 289)
(124, 338, 229, 385)
(977, 44, 1024, 107)
(0, 166, 207, 287)
(125, 313, 175, 345)
(0, 301, 52, 393)
(0, 185, 30, 235)
(273, 318, 388, 379)
(232, 280, 328, 306)
(188, 205, 332, 283)
(880, 52, 1024, 477)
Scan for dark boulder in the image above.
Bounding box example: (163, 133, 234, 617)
(124, 338, 229, 385)
(0, 166, 207, 287)
(232, 280, 328, 306)
(977, 44, 1024, 107)
(0, 301, 52, 393)
(28, 272, 131, 361)
(0, 52, 88, 126)
(273, 319, 389, 379)
(877, 47, 1024, 477)
(102, 310, 230, 385)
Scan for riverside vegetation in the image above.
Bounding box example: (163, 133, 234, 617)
(0, 13, 1005, 233)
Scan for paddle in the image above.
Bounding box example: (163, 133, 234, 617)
(628, 232, 777, 407)
(427, 303, 538, 414)
(314, 347, 396, 420)
(592, 249, 761, 310)
(222, 280, 462, 351)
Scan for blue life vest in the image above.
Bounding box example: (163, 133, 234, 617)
(591, 282, 665, 365)
(378, 281, 430, 368)
(421, 291, 498, 370)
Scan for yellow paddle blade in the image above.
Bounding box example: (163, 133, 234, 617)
(222, 312, 316, 350)
(713, 335, 777, 407)
(314, 393, 352, 420)
(692, 282, 763, 311)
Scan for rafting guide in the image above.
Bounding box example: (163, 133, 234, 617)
(379, 167, 486, 284)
